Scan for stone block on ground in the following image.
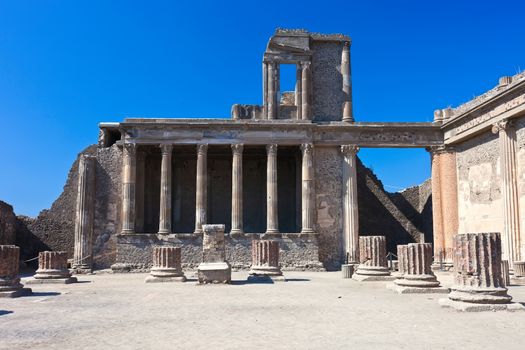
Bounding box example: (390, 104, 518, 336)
(198, 225, 231, 284)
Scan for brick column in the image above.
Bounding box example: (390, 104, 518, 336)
(0, 245, 31, 297)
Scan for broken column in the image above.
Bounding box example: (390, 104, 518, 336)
(0, 245, 31, 298)
(27, 251, 77, 284)
(439, 233, 524, 311)
(393, 245, 408, 278)
(197, 224, 231, 284)
(145, 246, 186, 283)
(353, 236, 393, 281)
(389, 243, 447, 294)
(72, 154, 96, 273)
(248, 240, 285, 282)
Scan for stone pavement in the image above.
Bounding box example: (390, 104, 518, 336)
(1, 271, 525, 350)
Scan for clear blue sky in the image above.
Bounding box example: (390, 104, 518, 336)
(1, 0, 524, 216)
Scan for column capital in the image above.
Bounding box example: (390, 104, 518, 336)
(160, 144, 173, 155)
(425, 145, 455, 154)
(123, 143, 137, 156)
(341, 145, 359, 157)
(301, 61, 311, 70)
(266, 144, 278, 155)
(343, 40, 351, 48)
(197, 144, 208, 155)
(231, 143, 244, 155)
(492, 119, 514, 134)
(301, 143, 314, 155)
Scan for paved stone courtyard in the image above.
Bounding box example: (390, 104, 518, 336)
(1, 271, 525, 350)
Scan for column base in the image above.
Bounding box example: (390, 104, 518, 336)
(158, 230, 171, 235)
(121, 229, 135, 234)
(248, 274, 286, 283)
(193, 229, 204, 237)
(262, 231, 281, 239)
(26, 277, 78, 285)
(387, 282, 449, 294)
(353, 265, 394, 281)
(197, 262, 231, 284)
(230, 230, 245, 238)
(145, 275, 187, 283)
(439, 298, 525, 312)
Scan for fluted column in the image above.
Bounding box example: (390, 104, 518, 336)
(301, 143, 315, 234)
(0, 245, 31, 297)
(394, 243, 441, 288)
(135, 150, 145, 232)
(73, 154, 96, 272)
(439, 233, 521, 310)
(159, 144, 173, 234)
(429, 146, 444, 262)
(121, 144, 136, 234)
(492, 120, 522, 267)
(353, 236, 391, 280)
(231, 144, 244, 236)
(341, 145, 359, 264)
(145, 246, 186, 282)
(194, 144, 208, 235)
(301, 61, 311, 120)
(341, 41, 353, 122)
(266, 144, 279, 234)
(34, 251, 73, 280)
(249, 240, 284, 279)
(267, 62, 276, 120)
(262, 61, 268, 119)
(396, 245, 408, 277)
(295, 63, 302, 119)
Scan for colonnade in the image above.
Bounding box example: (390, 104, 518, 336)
(121, 143, 326, 236)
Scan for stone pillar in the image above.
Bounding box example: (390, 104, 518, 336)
(266, 144, 279, 235)
(194, 144, 208, 235)
(440, 233, 524, 311)
(341, 41, 353, 122)
(492, 120, 522, 267)
(135, 150, 145, 232)
(248, 240, 285, 281)
(28, 251, 77, 284)
(231, 144, 244, 236)
(73, 154, 96, 273)
(295, 63, 302, 119)
(159, 144, 173, 234)
(267, 62, 276, 120)
(263, 61, 268, 119)
(395, 245, 408, 278)
(121, 144, 136, 234)
(341, 145, 359, 265)
(145, 246, 186, 283)
(353, 236, 392, 281)
(501, 260, 510, 287)
(0, 245, 31, 297)
(390, 243, 447, 293)
(301, 143, 315, 234)
(197, 224, 231, 284)
(429, 146, 458, 267)
(301, 61, 310, 120)
(514, 261, 525, 278)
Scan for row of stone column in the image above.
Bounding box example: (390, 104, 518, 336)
(263, 61, 311, 120)
(121, 143, 319, 236)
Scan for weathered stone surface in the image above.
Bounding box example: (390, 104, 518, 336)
(249, 240, 284, 281)
(353, 236, 393, 281)
(393, 245, 408, 278)
(198, 225, 231, 284)
(514, 261, 525, 277)
(439, 233, 524, 311)
(0, 245, 31, 297)
(390, 243, 447, 294)
(145, 246, 186, 283)
(0, 201, 17, 245)
(27, 251, 77, 284)
(501, 260, 510, 287)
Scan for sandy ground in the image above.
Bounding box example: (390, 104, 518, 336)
(1, 270, 525, 350)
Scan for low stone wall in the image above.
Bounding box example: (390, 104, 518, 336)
(114, 233, 324, 271)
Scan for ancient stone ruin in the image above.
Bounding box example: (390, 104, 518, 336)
(145, 246, 186, 283)
(353, 236, 393, 281)
(26, 251, 77, 284)
(197, 224, 231, 284)
(439, 233, 524, 311)
(0, 245, 31, 298)
(248, 240, 285, 282)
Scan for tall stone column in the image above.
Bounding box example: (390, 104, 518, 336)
(121, 144, 136, 234)
(341, 145, 359, 264)
(231, 144, 244, 236)
(295, 63, 302, 120)
(145, 246, 186, 283)
(301, 61, 311, 120)
(0, 245, 31, 297)
(266, 144, 279, 235)
(492, 120, 522, 266)
(353, 236, 392, 281)
(248, 240, 285, 281)
(390, 243, 446, 294)
(135, 150, 145, 233)
(341, 41, 354, 122)
(428, 145, 458, 267)
(73, 154, 96, 273)
(440, 232, 524, 311)
(267, 62, 276, 120)
(194, 144, 208, 235)
(301, 143, 315, 234)
(262, 61, 268, 119)
(159, 144, 173, 234)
